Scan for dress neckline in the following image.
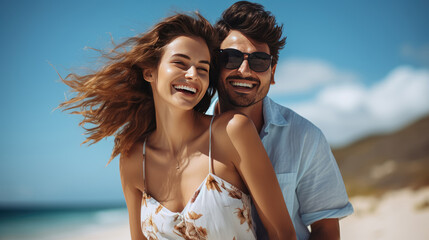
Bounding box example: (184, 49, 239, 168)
(143, 172, 249, 215)
(141, 115, 216, 214)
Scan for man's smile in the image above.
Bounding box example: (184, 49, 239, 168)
(230, 81, 253, 88)
(226, 75, 259, 93)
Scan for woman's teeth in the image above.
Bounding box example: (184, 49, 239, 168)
(231, 82, 253, 88)
(174, 85, 197, 93)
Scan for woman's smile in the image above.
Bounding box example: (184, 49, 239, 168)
(173, 84, 198, 95)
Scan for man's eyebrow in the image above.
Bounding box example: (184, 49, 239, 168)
(172, 53, 210, 65)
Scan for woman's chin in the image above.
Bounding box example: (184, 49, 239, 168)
(171, 95, 203, 110)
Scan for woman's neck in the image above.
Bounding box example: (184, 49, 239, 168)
(150, 105, 203, 154)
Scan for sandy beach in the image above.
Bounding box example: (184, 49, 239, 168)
(60, 224, 130, 240)
(341, 187, 429, 240)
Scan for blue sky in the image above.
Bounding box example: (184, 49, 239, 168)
(1, 0, 428, 206)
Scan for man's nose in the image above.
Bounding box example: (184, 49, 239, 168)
(238, 56, 252, 77)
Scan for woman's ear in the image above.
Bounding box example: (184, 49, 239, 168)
(143, 68, 154, 83)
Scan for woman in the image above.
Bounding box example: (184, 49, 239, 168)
(60, 12, 296, 240)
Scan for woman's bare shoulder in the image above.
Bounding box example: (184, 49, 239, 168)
(119, 142, 144, 183)
(212, 111, 256, 140)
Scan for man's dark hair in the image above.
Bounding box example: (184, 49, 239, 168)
(215, 1, 286, 65)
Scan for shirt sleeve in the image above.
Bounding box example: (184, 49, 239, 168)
(296, 127, 354, 226)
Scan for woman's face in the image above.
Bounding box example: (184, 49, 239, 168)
(147, 36, 211, 111)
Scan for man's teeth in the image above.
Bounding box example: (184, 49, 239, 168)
(231, 82, 253, 88)
(174, 85, 197, 93)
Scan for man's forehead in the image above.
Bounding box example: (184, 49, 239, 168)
(220, 30, 270, 54)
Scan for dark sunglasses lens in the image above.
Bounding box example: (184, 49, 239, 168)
(249, 52, 272, 72)
(220, 49, 272, 72)
(221, 49, 243, 69)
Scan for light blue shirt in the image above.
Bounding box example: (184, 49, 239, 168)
(209, 97, 353, 240)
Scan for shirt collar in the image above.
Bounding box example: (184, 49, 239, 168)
(262, 97, 288, 128)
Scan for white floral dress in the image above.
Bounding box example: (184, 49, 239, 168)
(141, 117, 256, 240)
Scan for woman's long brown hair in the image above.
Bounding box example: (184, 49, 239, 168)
(59, 13, 217, 164)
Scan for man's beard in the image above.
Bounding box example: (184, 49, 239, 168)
(218, 84, 268, 109)
(221, 91, 260, 108)
(219, 75, 263, 108)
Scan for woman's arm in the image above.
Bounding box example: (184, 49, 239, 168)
(220, 112, 297, 240)
(120, 152, 147, 240)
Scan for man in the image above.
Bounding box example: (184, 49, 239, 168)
(212, 1, 354, 239)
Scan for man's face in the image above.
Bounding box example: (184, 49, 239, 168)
(218, 30, 276, 108)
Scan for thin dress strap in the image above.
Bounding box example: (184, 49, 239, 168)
(142, 139, 147, 191)
(209, 115, 215, 174)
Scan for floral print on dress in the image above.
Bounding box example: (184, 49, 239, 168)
(235, 204, 253, 231)
(173, 215, 208, 240)
(221, 181, 243, 199)
(142, 192, 151, 207)
(155, 204, 163, 214)
(190, 189, 200, 203)
(141, 215, 159, 240)
(187, 211, 202, 220)
(206, 174, 222, 192)
(141, 174, 256, 239)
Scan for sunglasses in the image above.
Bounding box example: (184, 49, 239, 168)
(219, 48, 273, 72)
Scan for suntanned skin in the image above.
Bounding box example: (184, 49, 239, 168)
(120, 36, 296, 240)
(217, 30, 276, 132)
(309, 218, 340, 240)
(217, 30, 341, 239)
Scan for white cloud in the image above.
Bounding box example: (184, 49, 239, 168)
(271, 58, 358, 94)
(276, 65, 429, 147)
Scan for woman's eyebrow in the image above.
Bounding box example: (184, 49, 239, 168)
(172, 53, 210, 65)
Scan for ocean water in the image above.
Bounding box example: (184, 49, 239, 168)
(0, 206, 129, 240)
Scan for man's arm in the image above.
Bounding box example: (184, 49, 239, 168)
(309, 218, 340, 240)
(295, 124, 353, 237)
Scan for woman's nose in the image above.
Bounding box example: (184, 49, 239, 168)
(185, 65, 197, 80)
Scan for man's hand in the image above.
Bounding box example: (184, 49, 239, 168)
(309, 218, 340, 240)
